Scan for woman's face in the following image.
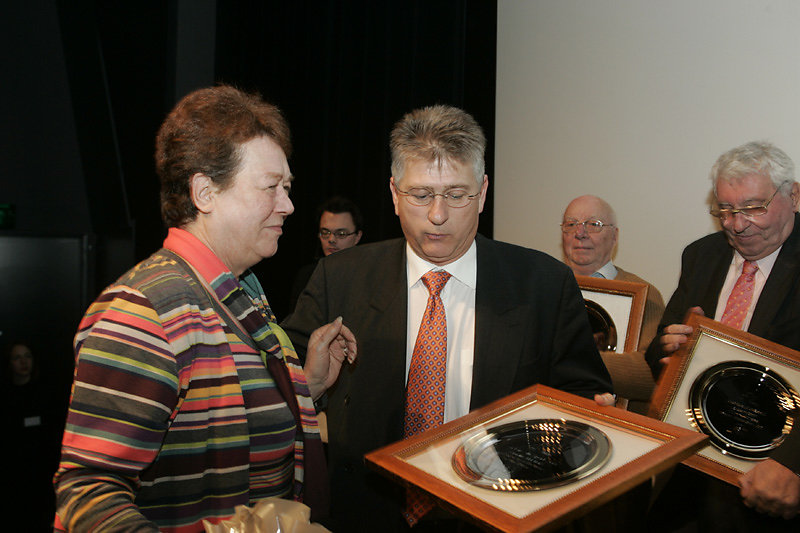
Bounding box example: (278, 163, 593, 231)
(10, 344, 33, 379)
(203, 136, 294, 276)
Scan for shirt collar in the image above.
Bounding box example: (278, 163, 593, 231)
(594, 260, 618, 280)
(406, 240, 477, 289)
(163, 227, 231, 283)
(732, 247, 781, 279)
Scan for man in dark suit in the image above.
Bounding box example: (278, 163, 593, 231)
(645, 141, 800, 530)
(283, 105, 613, 531)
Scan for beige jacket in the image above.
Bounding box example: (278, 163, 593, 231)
(599, 267, 665, 414)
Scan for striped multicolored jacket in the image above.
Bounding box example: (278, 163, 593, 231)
(54, 228, 325, 532)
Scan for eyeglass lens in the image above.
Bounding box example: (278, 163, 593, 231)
(561, 220, 606, 233)
(400, 189, 476, 208)
(320, 229, 354, 239)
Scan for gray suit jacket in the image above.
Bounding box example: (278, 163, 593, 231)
(283, 234, 612, 531)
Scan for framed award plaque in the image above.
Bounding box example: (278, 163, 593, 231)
(649, 314, 800, 485)
(365, 384, 707, 533)
(576, 276, 648, 353)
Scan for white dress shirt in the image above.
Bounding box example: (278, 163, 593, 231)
(714, 248, 780, 331)
(593, 260, 618, 280)
(405, 241, 477, 423)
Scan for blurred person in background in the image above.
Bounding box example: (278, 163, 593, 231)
(290, 195, 363, 311)
(4, 339, 61, 531)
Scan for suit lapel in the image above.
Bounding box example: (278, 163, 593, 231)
(750, 215, 800, 336)
(355, 240, 408, 442)
(367, 241, 407, 316)
(701, 241, 733, 319)
(470, 236, 527, 409)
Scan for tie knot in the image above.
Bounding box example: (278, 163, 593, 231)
(421, 270, 451, 296)
(742, 260, 758, 278)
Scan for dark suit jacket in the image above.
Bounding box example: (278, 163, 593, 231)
(283, 234, 612, 531)
(644, 214, 800, 473)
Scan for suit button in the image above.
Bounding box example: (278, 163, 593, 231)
(343, 394, 351, 406)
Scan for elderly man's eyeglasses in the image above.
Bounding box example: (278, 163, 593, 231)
(319, 229, 358, 239)
(395, 187, 480, 208)
(561, 218, 614, 234)
(710, 184, 786, 221)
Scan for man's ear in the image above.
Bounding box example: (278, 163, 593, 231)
(477, 174, 489, 213)
(389, 177, 400, 216)
(190, 173, 216, 214)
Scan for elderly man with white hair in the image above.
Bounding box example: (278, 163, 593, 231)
(646, 141, 800, 531)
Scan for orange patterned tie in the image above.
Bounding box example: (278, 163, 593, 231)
(403, 270, 451, 526)
(720, 261, 758, 329)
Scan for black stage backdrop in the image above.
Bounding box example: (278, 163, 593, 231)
(3, 6, 495, 515)
(8, 0, 496, 324)
(214, 1, 497, 319)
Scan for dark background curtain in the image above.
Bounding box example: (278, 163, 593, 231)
(2, 0, 496, 396)
(2, 2, 495, 525)
(213, 1, 497, 319)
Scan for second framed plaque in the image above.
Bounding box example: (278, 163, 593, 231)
(649, 314, 800, 485)
(576, 276, 648, 353)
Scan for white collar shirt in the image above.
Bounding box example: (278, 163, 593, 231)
(593, 260, 618, 280)
(714, 247, 781, 331)
(405, 240, 477, 423)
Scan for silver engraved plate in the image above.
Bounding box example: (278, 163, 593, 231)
(452, 419, 612, 491)
(689, 361, 800, 459)
(585, 299, 618, 352)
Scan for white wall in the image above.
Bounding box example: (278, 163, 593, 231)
(495, 0, 800, 299)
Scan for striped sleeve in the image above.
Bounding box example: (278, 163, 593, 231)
(55, 286, 179, 532)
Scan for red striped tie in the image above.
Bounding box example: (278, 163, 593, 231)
(720, 260, 758, 329)
(403, 270, 451, 526)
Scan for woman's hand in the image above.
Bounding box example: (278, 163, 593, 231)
(304, 316, 357, 400)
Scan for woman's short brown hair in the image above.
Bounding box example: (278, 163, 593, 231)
(155, 85, 292, 228)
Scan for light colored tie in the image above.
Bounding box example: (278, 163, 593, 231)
(403, 270, 451, 526)
(720, 261, 759, 329)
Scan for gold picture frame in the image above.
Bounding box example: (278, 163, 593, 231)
(365, 384, 707, 533)
(649, 314, 800, 485)
(576, 276, 648, 353)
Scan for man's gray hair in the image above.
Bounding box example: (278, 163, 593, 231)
(390, 105, 486, 185)
(711, 141, 796, 195)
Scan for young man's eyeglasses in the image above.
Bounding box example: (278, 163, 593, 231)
(319, 229, 358, 239)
